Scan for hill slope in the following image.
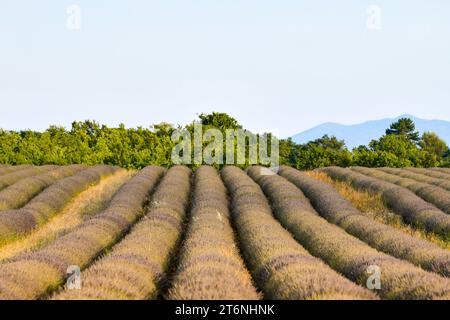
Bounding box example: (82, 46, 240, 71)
(291, 115, 450, 149)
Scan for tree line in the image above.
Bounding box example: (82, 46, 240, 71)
(0, 113, 449, 169)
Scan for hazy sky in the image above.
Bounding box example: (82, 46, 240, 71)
(1, 1, 449, 137)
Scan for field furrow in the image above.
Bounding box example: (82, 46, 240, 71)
(276, 166, 450, 277)
(0, 164, 448, 301)
(383, 168, 450, 190)
(405, 167, 450, 180)
(266, 166, 450, 299)
(0, 169, 133, 262)
(0, 165, 86, 212)
(0, 165, 119, 244)
(167, 166, 260, 300)
(0, 165, 32, 176)
(0, 166, 57, 191)
(322, 167, 450, 238)
(362, 167, 450, 214)
(53, 166, 190, 300)
(0, 166, 165, 300)
(309, 171, 449, 249)
(221, 166, 377, 300)
(431, 168, 450, 174)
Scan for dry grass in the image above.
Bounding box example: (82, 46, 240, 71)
(0, 170, 133, 262)
(308, 171, 450, 250)
(307, 172, 386, 213)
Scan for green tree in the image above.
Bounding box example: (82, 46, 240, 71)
(419, 132, 449, 157)
(1, 113, 449, 170)
(198, 112, 242, 130)
(279, 138, 296, 165)
(291, 135, 352, 170)
(153, 122, 175, 137)
(386, 118, 420, 143)
(351, 118, 429, 167)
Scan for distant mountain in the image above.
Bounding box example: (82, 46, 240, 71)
(291, 115, 450, 149)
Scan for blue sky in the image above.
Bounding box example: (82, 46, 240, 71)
(1, 1, 449, 137)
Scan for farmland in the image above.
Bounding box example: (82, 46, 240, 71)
(0, 164, 449, 300)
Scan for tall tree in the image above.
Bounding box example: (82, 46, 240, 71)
(386, 118, 420, 142)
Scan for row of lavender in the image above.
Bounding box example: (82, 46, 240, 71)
(0, 164, 448, 299)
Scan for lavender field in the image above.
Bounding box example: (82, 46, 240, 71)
(0, 164, 449, 300)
